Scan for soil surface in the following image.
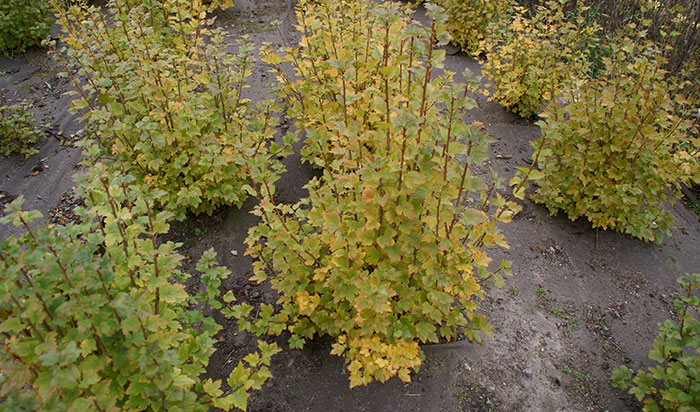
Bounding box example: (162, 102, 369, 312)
(1, 1, 699, 411)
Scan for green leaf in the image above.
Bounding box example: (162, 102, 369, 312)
(223, 290, 236, 303)
(80, 339, 96, 357)
(0, 317, 24, 333)
(231, 387, 251, 411)
(72, 98, 89, 110)
(528, 169, 544, 181)
(159, 284, 188, 304)
(201, 378, 223, 398)
(227, 363, 250, 388)
(38, 350, 59, 367)
(288, 334, 305, 349)
(462, 208, 485, 226)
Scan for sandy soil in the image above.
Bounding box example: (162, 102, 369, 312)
(1, 1, 699, 411)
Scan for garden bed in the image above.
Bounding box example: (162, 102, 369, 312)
(1, 1, 699, 411)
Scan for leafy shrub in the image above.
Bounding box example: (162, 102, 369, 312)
(439, 0, 512, 56)
(0, 164, 279, 411)
(203, 0, 234, 12)
(235, 0, 528, 387)
(265, 0, 419, 169)
(533, 33, 700, 242)
(520, 0, 700, 89)
(0, 0, 53, 55)
(0, 102, 42, 158)
(52, 0, 286, 218)
(612, 273, 700, 411)
(481, 0, 599, 117)
(118, 0, 234, 13)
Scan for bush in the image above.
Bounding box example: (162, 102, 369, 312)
(0, 0, 53, 55)
(0, 164, 279, 411)
(440, 0, 512, 56)
(0, 102, 42, 158)
(519, 0, 700, 87)
(236, 0, 526, 387)
(118, 0, 234, 13)
(52, 0, 287, 218)
(481, 0, 599, 117)
(533, 32, 700, 242)
(612, 273, 700, 411)
(264, 0, 419, 170)
(203, 0, 234, 12)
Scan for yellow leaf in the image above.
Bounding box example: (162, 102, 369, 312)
(361, 186, 376, 202)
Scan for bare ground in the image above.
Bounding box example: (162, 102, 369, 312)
(1, 1, 699, 411)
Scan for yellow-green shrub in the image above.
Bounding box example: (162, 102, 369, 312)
(612, 273, 700, 411)
(203, 0, 233, 12)
(117, 0, 233, 13)
(533, 33, 700, 242)
(440, 0, 512, 56)
(0, 164, 279, 411)
(0, 102, 41, 158)
(0, 0, 53, 54)
(264, 0, 418, 169)
(481, 0, 599, 117)
(53, 0, 284, 218)
(235, 0, 526, 388)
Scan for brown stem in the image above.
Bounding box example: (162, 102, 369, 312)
(416, 22, 436, 146)
(98, 179, 135, 287)
(383, 19, 391, 153)
(144, 200, 161, 315)
(397, 126, 408, 192)
(448, 140, 475, 235)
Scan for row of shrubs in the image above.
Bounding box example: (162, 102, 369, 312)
(438, 1, 700, 409)
(1, 1, 279, 410)
(0, 0, 698, 411)
(0, 1, 238, 158)
(0, 0, 235, 55)
(444, 0, 700, 85)
(0, 0, 51, 157)
(438, 0, 700, 243)
(4, 0, 505, 407)
(518, 0, 700, 87)
(5, 0, 695, 240)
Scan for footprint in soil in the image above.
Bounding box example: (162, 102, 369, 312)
(27, 159, 47, 177)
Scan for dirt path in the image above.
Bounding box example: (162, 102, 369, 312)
(0, 50, 83, 238)
(1, 1, 698, 411)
